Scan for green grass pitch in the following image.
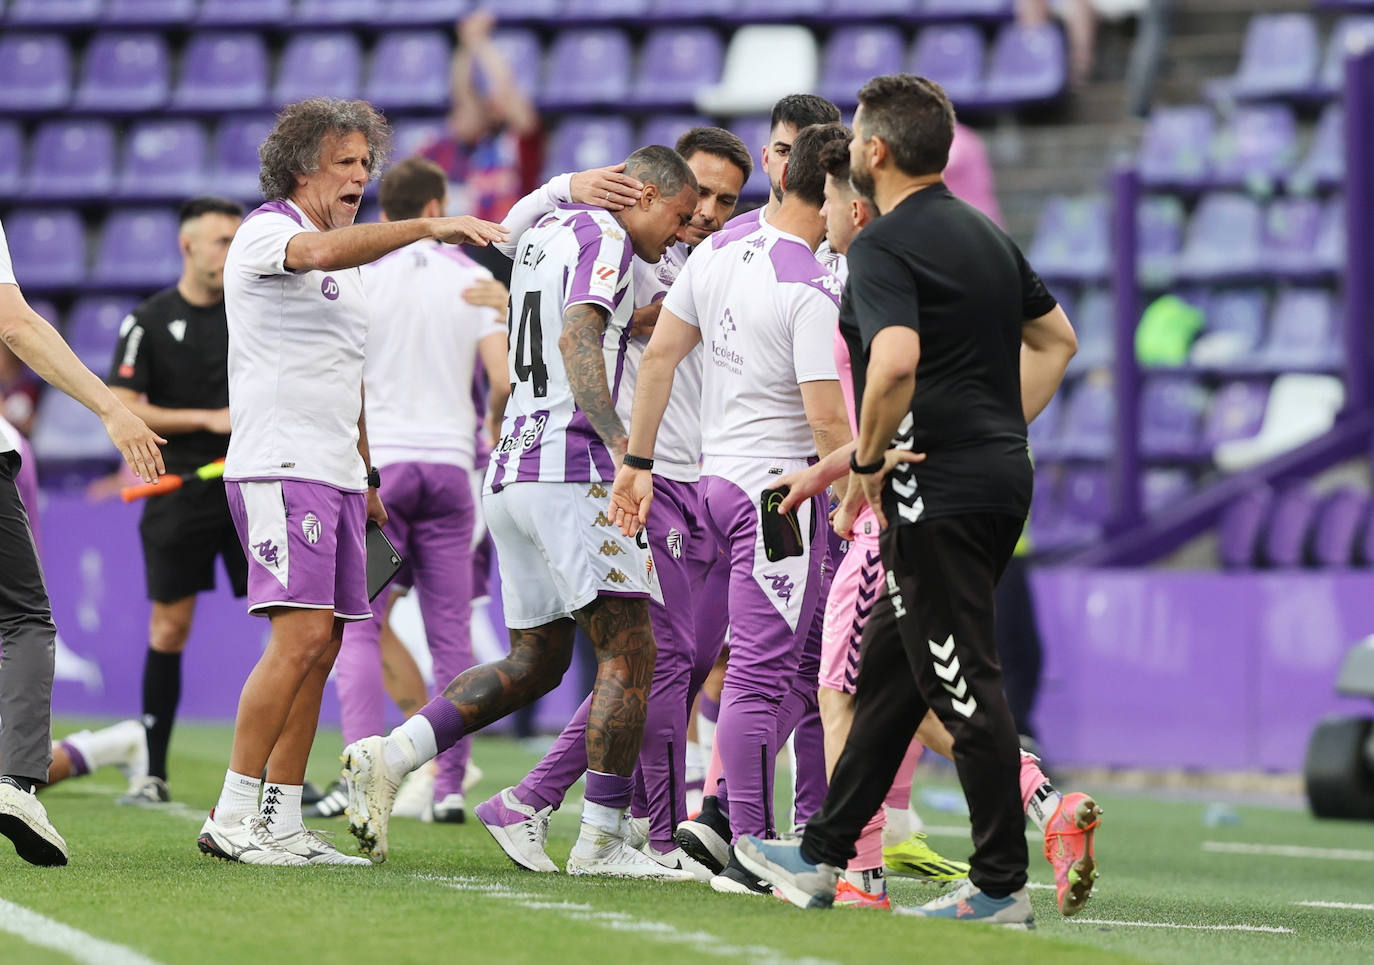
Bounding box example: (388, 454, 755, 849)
(2, 718, 1372, 964)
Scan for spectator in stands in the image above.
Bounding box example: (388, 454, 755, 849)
(1018, 0, 1098, 86)
(945, 123, 1004, 227)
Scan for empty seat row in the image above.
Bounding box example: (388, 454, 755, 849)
(1220, 13, 1374, 101)
(1220, 485, 1374, 569)
(3, 207, 183, 291)
(1028, 467, 1195, 550)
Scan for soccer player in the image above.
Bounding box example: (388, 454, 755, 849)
(106, 197, 245, 807)
(734, 75, 1086, 928)
(474, 129, 749, 880)
(195, 97, 507, 867)
(340, 146, 699, 876)
(610, 124, 853, 893)
(330, 156, 511, 825)
(0, 218, 165, 866)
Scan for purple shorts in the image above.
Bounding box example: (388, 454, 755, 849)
(226, 479, 371, 621)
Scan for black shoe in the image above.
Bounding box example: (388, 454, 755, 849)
(674, 795, 730, 874)
(303, 779, 348, 819)
(709, 851, 771, 895)
(301, 781, 326, 806)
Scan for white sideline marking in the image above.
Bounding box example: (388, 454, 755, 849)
(1294, 901, 1374, 911)
(1203, 842, 1374, 862)
(1070, 918, 1293, 934)
(415, 874, 839, 965)
(0, 896, 165, 965)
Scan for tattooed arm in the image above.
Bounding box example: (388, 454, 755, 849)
(557, 302, 628, 465)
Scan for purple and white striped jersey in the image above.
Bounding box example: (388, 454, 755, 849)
(484, 203, 635, 493)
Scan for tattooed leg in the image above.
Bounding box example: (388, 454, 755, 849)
(440, 619, 576, 731)
(575, 595, 656, 776)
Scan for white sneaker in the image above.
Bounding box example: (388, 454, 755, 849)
(117, 774, 170, 806)
(644, 845, 715, 882)
(624, 815, 650, 850)
(474, 787, 558, 873)
(432, 793, 466, 824)
(0, 779, 68, 866)
(566, 824, 696, 881)
(341, 734, 409, 864)
(272, 827, 372, 866)
(197, 811, 307, 866)
(462, 759, 484, 794)
(391, 766, 435, 821)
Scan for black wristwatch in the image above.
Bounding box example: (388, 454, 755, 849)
(849, 451, 885, 475)
(367, 466, 382, 489)
(624, 454, 654, 470)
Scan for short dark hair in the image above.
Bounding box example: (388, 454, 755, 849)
(856, 73, 955, 177)
(178, 196, 243, 225)
(379, 156, 447, 221)
(819, 136, 877, 209)
(786, 123, 852, 208)
(675, 126, 753, 184)
(769, 93, 842, 135)
(624, 144, 698, 197)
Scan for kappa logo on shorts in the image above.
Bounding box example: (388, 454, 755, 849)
(587, 483, 609, 499)
(607, 569, 629, 584)
(253, 539, 280, 569)
(764, 572, 795, 604)
(592, 511, 615, 528)
(301, 512, 321, 545)
(599, 540, 625, 557)
(666, 529, 683, 560)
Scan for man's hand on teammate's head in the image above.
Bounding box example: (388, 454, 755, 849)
(571, 164, 644, 212)
(428, 216, 510, 248)
(462, 278, 509, 313)
(203, 407, 232, 435)
(609, 465, 654, 538)
(102, 405, 166, 483)
(366, 487, 388, 528)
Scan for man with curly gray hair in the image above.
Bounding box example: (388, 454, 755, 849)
(196, 97, 507, 867)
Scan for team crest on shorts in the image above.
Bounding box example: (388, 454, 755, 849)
(666, 529, 683, 559)
(302, 512, 321, 545)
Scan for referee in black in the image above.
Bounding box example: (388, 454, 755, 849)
(107, 197, 246, 806)
(736, 75, 1079, 926)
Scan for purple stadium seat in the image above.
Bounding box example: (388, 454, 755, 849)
(5, 0, 102, 26)
(1028, 195, 1109, 282)
(910, 25, 985, 107)
(1138, 106, 1213, 189)
(1176, 193, 1263, 281)
(1219, 486, 1273, 568)
(365, 31, 451, 111)
(388, 116, 447, 161)
(4, 209, 86, 289)
(1259, 288, 1340, 369)
(73, 32, 170, 113)
(982, 22, 1067, 105)
(274, 32, 363, 105)
(727, 0, 827, 19)
(1262, 486, 1321, 567)
(1310, 488, 1367, 567)
(647, 0, 733, 16)
(26, 120, 117, 200)
(174, 32, 269, 110)
(819, 26, 904, 107)
(1137, 195, 1186, 286)
(566, 0, 652, 16)
(1229, 13, 1320, 100)
(102, 0, 199, 24)
(1314, 197, 1346, 274)
(540, 29, 632, 109)
(1143, 468, 1193, 512)
(1067, 286, 1113, 372)
(730, 116, 772, 198)
(1058, 467, 1111, 536)
(498, 0, 565, 20)
(31, 391, 119, 463)
(1140, 376, 1209, 460)
(1056, 379, 1115, 459)
(196, 0, 292, 25)
(631, 29, 723, 109)
(377, 0, 470, 26)
(1288, 104, 1343, 192)
(117, 119, 207, 200)
(1199, 288, 1268, 363)
(0, 121, 23, 195)
(1320, 16, 1374, 95)
(541, 116, 634, 182)
(923, 0, 1013, 18)
(91, 208, 181, 289)
(832, 0, 919, 15)
(65, 295, 139, 373)
(639, 115, 714, 151)
(1208, 104, 1297, 188)
(211, 114, 275, 200)
(1264, 196, 1326, 278)
(0, 34, 72, 114)
(1202, 380, 1269, 449)
(490, 30, 543, 98)
(292, 0, 381, 24)
(1360, 500, 1374, 566)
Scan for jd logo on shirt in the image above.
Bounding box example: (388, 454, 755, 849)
(320, 276, 340, 301)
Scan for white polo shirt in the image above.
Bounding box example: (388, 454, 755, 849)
(361, 241, 506, 471)
(223, 199, 370, 492)
(0, 219, 17, 456)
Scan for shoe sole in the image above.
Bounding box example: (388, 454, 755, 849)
(733, 842, 832, 910)
(0, 813, 67, 867)
(197, 832, 235, 862)
(674, 821, 729, 875)
(341, 741, 389, 865)
(432, 811, 466, 824)
(1059, 797, 1102, 917)
(475, 811, 559, 874)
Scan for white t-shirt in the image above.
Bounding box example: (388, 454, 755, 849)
(361, 241, 505, 471)
(223, 199, 370, 491)
(485, 203, 635, 493)
(0, 219, 16, 456)
(664, 219, 840, 465)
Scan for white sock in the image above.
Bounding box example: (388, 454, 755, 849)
(214, 769, 261, 825)
(1025, 785, 1062, 832)
(261, 782, 303, 836)
(696, 713, 716, 755)
(389, 716, 437, 773)
(581, 800, 622, 834)
(684, 740, 704, 779)
(882, 805, 913, 848)
(844, 867, 885, 894)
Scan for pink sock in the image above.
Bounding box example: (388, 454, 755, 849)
(850, 739, 925, 871)
(1019, 749, 1062, 829)
(702, 730, 725, 808)
(884, 740, 923, 810)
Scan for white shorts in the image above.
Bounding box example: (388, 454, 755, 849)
(483, 481, 661, 629)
